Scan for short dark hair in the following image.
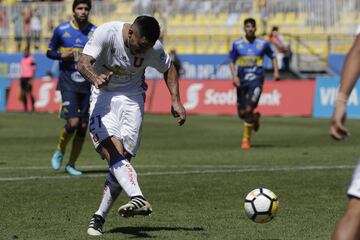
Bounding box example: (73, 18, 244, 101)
(72, 0, 92, 12)
(132, 15, 160, 43)
(244, 18, 256, 27)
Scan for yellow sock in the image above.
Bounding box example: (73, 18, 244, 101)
(68, 135, 85, 166)
(57, 127, 75, 153)
(242, 122, 253, 142)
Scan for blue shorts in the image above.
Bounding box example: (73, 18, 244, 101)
(236, 77, 264, 111)
(60, 90, 90, 122)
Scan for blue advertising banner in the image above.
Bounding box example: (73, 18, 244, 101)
(1, 53, 273, 81)
(327, 54, 346, 76)
(0, 76, 6, 112)
(313, 76, 360, 118)
(0, 53, 58, 87)
(145, 54, 273, 80)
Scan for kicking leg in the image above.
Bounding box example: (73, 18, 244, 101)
(101, 137, 152, 218)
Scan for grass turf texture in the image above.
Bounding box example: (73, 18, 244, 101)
(1, 112, 360, 239)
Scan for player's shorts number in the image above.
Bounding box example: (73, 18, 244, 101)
(89, 114, 102, 132)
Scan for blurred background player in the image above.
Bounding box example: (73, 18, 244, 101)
(330, 24, 360, 240)
(47, 0, 95, 176)
(269, 26, 292, 71)
(77, 15, 186, 236)
(229, 18, 279, 149)
(19, 45, 36, 112)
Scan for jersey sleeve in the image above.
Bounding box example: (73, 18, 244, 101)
(48, 26, 61, 51)
(228, 42, 239, 63)
(148, 41, 171, 73)
(264, 41, 276, 59)
(356, 25, 360, 35)
(82, 24, 109, 59)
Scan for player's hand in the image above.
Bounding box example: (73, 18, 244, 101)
(94, 72, 113, 89)
(171, 101, 186, 126)
(233, 76, 240, 87)
(274, 73, 280, 81)
(61, 50, 74, 61)
(330, 101, 349, 140)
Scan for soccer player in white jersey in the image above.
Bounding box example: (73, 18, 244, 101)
(77, 15, 186, 236)
(330, 24, 360, 240)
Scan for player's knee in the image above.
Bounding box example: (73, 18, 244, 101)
(64, 124, 76, 134)
(243, 110, 254, 123)
(76, 124, 88, 138)
(68, 118, 80, 129)
(238, 110, 246, 119)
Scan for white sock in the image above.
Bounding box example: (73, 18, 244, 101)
(109, 159, 143, 198)
(95, 173, 122, 219)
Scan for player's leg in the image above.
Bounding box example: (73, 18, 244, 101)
(87, 93, 150, 235)
(333, 160, 360, 240)
(88, 170, 122, 236)
(100, 137, 152, 217)
(51, 91, 77, 170)
(66, 92, 91, 175)
(20, 78, 27, 112)
(332, 198, 360, 240)
(28, 81, 35, 112)
(241, 82, 263, 149)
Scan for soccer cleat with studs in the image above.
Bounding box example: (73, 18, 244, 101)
(118, 197, 152, 218)
(87, 214, 105, 236)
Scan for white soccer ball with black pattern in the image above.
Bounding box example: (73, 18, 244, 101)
(244, 188, 279, 223)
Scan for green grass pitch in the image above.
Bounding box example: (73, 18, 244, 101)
(1, 112, 360, 239)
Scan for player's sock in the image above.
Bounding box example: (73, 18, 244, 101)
(57, 124, 75, 153)
(95, 172, 122, 219)
(242, 122, 253, 142)
(109, 156, 143, 198)
(68, 135, 85, 166)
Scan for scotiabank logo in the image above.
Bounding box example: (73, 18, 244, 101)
(35, 81, 61, 108)
(183, 82, 283, 110)
(183, 83, 203, 110)
(259, 90, 282, 106)
(151, 79, 314, 116)
(204, 89, 236, 105)
(7, 79, 61, 112)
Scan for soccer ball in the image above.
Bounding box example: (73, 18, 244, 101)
(244, 188, 279, 223)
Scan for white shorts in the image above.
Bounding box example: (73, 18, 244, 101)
(347, 160, 360, 198)
(89, 90, 145, 156)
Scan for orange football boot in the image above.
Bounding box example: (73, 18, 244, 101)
(241, 139, 251, 149)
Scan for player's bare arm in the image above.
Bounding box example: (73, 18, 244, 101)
(272, 58, 280, 80)
(77, 53, 113, 89)
(229, 61, 240, 87)
(330, 35, 360, 140)
(164, 62, 186, 126)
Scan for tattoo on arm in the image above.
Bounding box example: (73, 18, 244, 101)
(77, 54, 97, 84)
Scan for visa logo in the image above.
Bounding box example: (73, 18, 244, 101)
(320, 87, 359, 106)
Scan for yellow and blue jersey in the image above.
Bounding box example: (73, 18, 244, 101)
(47, 20, 96, 93)
(229, 37, 275, 81)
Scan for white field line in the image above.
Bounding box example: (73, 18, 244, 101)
(0, 165, 354, 182)
(0, 164, 259, 170)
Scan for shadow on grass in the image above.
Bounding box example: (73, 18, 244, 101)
(81, 169, 108, 174)
(251, 144, 291, 148)
(106, 226, 205, 238)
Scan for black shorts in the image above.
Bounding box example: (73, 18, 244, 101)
(20, 77, 32, 93)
